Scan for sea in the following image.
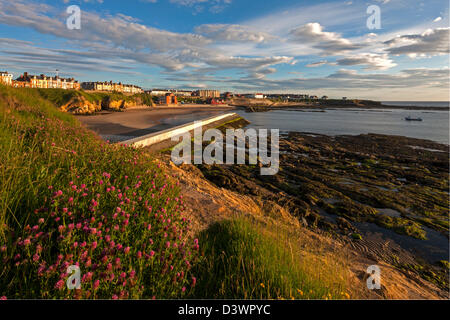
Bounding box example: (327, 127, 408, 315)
(236, 102, 450, 145)
(382, 101, 449, 108)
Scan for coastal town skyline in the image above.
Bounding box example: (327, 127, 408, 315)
(0, 0, 448, 101)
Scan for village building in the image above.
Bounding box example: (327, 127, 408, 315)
(148, 89, 172, 96)
(14, 72, 80, 90)
(158, 93, 178, 106)
(173, 90, 193, 97)
(149, 89, 193, 97)
(0, 71, 13, 86)
(81, 81, 143, 94)
(193, 90, 221, 98)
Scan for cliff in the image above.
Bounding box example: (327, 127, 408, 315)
(37, 88, 155, 115)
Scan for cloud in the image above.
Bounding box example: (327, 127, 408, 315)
(0, 0, 296, 75)
(199, 54, 295, 71)
(169, 0, 232, 13)
(384, 28, 449, 57)
(0, 44, 139, 76)
(305, 61, 328, 67)
(433, 17, 442, 22)
(335, 53, 397, 70)
(218, 67, 449, 93)
(0, 1, 210, 52)
(290, 23, 365, 55)
(0, 38, 32, 46)
(246, 2, 365, 35)
(0, 0, 447, 99)
(195, 24, 275, 43)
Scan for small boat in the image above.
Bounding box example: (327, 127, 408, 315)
(404, 116, 422, 121)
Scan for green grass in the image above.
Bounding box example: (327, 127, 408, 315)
(0, 84, 197, 299)
(189, 217, 350, 299)
(35, 88, 154, 108)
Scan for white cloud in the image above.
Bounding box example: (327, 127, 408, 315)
(335, 53, 397, 70)
(384, 28, 449, 57)
(0, 0, 295, 74)
(433, 17, 442, 22)
(195, 24, 275, 43)
(290, 23, 365, 55)
(0, 1, 210, 52)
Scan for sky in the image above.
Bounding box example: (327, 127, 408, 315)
(0, 0, 448, 100)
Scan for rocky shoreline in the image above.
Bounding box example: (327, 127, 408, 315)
(182, 125, 449, 292)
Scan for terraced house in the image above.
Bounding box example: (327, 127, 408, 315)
(0, 71, 13, 86)
(81, 81, 143, 94)
(13, 72, 81, 90)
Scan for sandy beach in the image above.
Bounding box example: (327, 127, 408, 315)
(76, 104, 236, 141)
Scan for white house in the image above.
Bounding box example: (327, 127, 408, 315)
(0, 71, 13, 86)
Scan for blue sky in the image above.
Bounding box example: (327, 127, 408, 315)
(0, 0, 448, 100)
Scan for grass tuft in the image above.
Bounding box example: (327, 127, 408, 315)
(189, 217, 350, 300)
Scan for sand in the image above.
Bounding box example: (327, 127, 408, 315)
(76, 104, 236, 141)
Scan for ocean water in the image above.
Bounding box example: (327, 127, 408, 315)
(236, 108, 450, 145)
(382, 101, 449, 108)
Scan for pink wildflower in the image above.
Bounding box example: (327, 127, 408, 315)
(55, 280, 65, 290)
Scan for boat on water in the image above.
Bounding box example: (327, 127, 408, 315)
(404, 116, 423, 121)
